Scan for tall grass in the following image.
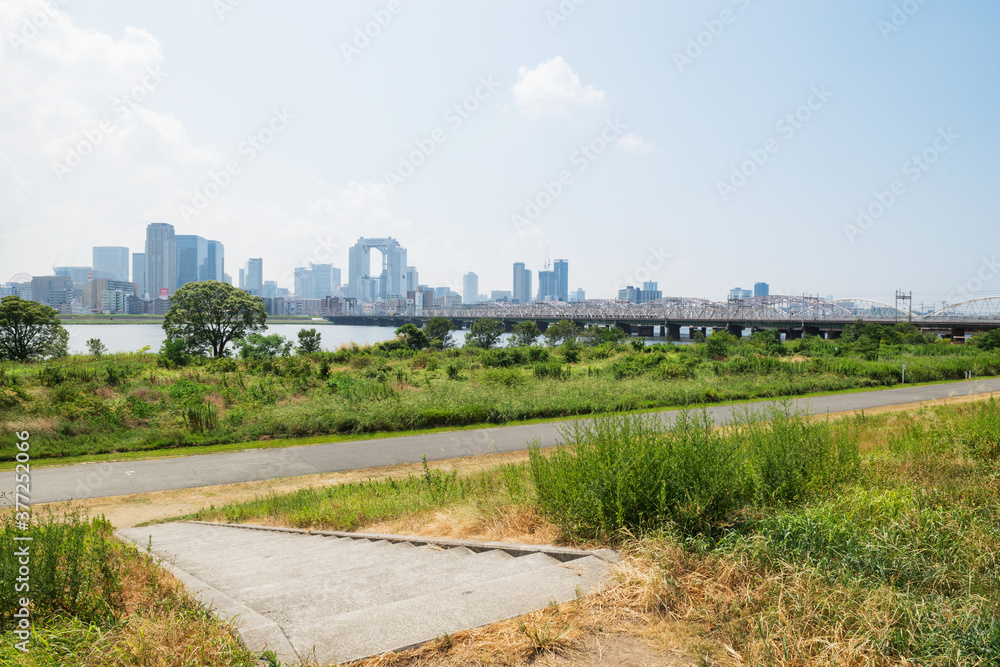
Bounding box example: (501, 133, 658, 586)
(528, 402, 860, 539)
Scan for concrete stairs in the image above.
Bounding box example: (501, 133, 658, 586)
(119, 522, 615, 665)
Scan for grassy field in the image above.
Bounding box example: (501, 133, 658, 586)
(2, 323, 999, 463)
(185, 399, 1000, 665)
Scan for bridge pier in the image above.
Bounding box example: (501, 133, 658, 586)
(688, 327, 705, 340)
(826, 330, 842, 340)
(637, 325, 654, 338)
(727, 324, 743, 338)
(665, 324, 681, 341)
(804, 325, 821, 338)
(951, 327, 966, 343)
(617, 322, 632, 335)
(784, 329, 803, 340)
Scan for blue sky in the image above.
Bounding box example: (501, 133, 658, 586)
(0, 0, 997, 306)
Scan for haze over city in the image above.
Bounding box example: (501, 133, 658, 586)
(1, 0, 998, 304)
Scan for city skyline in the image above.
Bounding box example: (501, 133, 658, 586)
(1, 2, 998, 305)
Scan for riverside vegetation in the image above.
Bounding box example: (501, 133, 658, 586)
(1, 319, 1000, 462)
(187, 399, 1000, 665)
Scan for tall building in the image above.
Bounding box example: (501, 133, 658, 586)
(294, 264, 341, 299)
(245, 258, 263, 296)
(262, 281, 278, 298)
(177, 236, 225, 287)
(144, 223, 177, 298)
(553, 259, 569, 302)
(54, 266, 93, 284)
(570, 288, 586, 303)
(132, 253, 146, 298)
(93, 247, 129, 282)
(729, 287, 752, 301)
(347, 237, 407, 301)
(642, 281, 658, 292)
(463, 272, 479, 305)
(30, 276, 74, 309)
(754, 282, 770, 297)
(405, 267, 418, 293)
(512, 262, 532, 303)
(537, 270, 558, 301)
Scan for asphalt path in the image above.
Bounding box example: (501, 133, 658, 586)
(6, 378, 1000, 505)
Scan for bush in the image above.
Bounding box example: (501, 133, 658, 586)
(480, 368, 525, 387)
(86, 338, 107, 358)
(533, 361, 570, 380)
(158, 338, 191, 367)
(529, 403, 859, 539)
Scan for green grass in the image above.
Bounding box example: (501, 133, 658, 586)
(2, 332, 998, 464)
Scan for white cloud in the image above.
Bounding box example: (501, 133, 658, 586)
(617, 133, 655, 154)
(512, 56, 605, 119)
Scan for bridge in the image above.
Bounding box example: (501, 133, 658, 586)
(325, 295, 1000, 342)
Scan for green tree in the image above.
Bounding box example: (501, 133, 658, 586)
(394, 323, 429, 350)
(969, 328, 1000, 351)
(543, 319, 579, 347)
(422, 317, 455, 348)
(296, 328, 322, 355)
(0, 296, 69, 361)
(234, 333, 292, 359)
(162, 281, 267, 358)
(86, 338, 108, 358)
(509, 320, 541, 347)
(705, 331, 735, 359)
(465, 318, 504, 349)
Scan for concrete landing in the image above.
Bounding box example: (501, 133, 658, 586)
(119, 522, 614, 665)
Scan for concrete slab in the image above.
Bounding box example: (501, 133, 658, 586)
(119, 522, 614, 664)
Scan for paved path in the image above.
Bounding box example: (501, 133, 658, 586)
(119, 522, 613, 664)
(8, 378, 1000, 505)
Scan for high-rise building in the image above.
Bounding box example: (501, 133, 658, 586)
(31, 276, 74, 309)
(294, 264, 341, 299)
(463, 272, 479, 305)
(570, 288, 586, 303)
(512, 262, 532, 303)
(262, 281, 278, 298)
(245, 258, 263, 296)
(176, 236, 225, 287)
(642, 281, 658, 292)
(405, 267, 418, 293)
(93, 247, 129, 282)
(754, 282, 769, 297)
(132, 253, 146, 298)
(537, 270, 558, 301)
(144, 223, 177, 298)
(729, 287, 752, 301)
(347, 237, 407, 301)
(54, 266, 93, 284)
(553, 259, 569, 302)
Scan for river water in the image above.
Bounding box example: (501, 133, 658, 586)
(64, 323, 400, 354)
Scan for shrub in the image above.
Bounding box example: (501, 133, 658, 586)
(480, 368, 525, 387)
(86, 338, 107, 358)
(533, 361, 570, 380)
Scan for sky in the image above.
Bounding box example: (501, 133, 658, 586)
(0, 0, 997, 307)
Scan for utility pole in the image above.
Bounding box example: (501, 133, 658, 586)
(895, 289, 912, 323)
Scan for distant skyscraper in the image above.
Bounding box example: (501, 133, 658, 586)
(245, 258, 263, 296)
(176, 236, 224, 287)
(754, 282, 770, 297)
(405, 267, 418, 293)
(31, 276, 74, 309)
(262, 281, 278, 298)
(206, 240, 224, 282)
(642, 281, 658, 292)
(144, 223, 177, 297)
(729, 287, 752, 301)
(463, 272, 479, 305)
(537, 270, 558, 301)
(132, 253, 146, 298)
(512, 262, 532, 303)
(347, 237, 407, 301)
(570, 288, 586, 303)
(93, 247, 129, 282)
(553, 259, 569, 302)
(239, 268, 245, 290)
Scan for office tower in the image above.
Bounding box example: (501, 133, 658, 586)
(491, 290, 512, 302)
(729, 287, 752, 301)
(206, 241, 224, 282)
(262, 281, 278, 298)
(132, 253, 146, 298)
(54, 267, 93, 284)
(512, 262, 533, 303)
(310, 264, 336, 298)
(570, 288, 586, 303)
(239, 268, 245, 290)
(405, 267, 418, 293)
(347, 237, 407, 301)
(223, 272, 232, 285)
(537, 270, 558, 301)
(754, 282, 770, 297)
(245, 258, 263, 296)
(144, 223, 177, 297)
(553, 259, 569, 302)
(93, 247, 129, 282)
(30, 276, 74, 308)
(642, 281, 658, 292)
(463, 272, 479, 305)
